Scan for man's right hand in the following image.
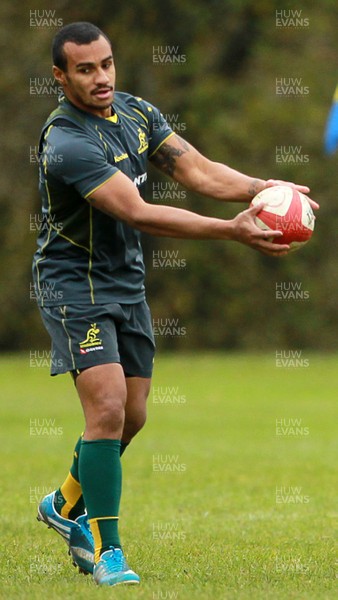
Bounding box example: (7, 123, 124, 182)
(230, 201, 290, 257)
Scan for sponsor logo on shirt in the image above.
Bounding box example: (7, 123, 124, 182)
(114, 152, 129, 163)
(133, 172, 147, 187)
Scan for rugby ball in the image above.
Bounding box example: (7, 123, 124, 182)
(251, 185, 315, 250)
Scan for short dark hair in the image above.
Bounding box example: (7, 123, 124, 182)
(52, 22, 112, 71)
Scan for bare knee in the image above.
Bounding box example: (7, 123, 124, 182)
(76, 364, 127, 440)
(123, 409, 147, 442)
(123, 377, 151, 442)
(89, 395, 126, 438)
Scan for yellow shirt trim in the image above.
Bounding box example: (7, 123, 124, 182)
(106, 114, 118, 123)
(85, 171, 119, 199)
(132, 108, 149, 125)
(148, 131, 175, 158)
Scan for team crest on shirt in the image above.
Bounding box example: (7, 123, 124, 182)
(79, 323, 104, 354)
(137, 128, 148, 154)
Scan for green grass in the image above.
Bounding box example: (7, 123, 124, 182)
(0, 352, 336, 599)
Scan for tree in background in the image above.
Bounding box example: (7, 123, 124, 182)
(0, 0, 337, 350)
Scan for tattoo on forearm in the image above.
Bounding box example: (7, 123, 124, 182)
(248, 179, 262, 197)
(151, 135, 190, 177)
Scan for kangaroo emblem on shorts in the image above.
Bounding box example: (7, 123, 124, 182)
(79, 323, 102, 349)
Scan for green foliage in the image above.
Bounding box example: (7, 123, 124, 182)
(0, 0, 337, 350)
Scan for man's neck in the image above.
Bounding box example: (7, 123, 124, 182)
(61, 95, 113, 119)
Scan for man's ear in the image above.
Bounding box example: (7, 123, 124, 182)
(53, 65, 66, 85)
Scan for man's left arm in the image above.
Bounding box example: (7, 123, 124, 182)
(150, 133, 319, 208)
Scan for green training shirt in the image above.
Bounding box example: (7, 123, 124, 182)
(32, 93, 174, 306)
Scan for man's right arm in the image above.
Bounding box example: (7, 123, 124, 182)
(88, 170, 290, 256)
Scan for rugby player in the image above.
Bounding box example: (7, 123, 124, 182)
(33, 21, 317, 587)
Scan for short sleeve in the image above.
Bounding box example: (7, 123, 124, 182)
(134, 98, 175, 157)
(43, 126, 118, 198)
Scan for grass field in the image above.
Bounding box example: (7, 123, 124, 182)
(0, 352, 336, 600)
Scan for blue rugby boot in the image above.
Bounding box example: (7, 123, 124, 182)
(93, 547, 140, 586)
(37, 490, 94, 574)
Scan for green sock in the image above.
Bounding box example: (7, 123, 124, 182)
(79, 439, 122, 562)
(120, 441, 129, 456)
(54, 438, 129, 521)
(54, 435, 85, 519)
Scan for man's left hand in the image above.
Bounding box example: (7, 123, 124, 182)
(264, 179, 319, 210)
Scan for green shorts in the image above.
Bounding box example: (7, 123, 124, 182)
(39, 301, 155, 378)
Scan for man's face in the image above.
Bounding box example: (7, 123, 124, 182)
(53, 36, 116, 117)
